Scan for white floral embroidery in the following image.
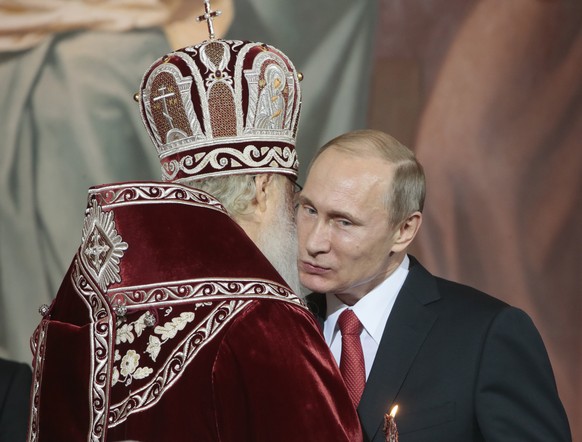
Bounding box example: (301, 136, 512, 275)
(116, 323, 135, 345)
(120, 350, 140, 377)
(112, 367, 120, 386)
(154, 312, 195, 340)
(133, 367, 153, 379)
(146, 335, 162, 362)
(133, 313, 148, 337)
(115, 349, 154, 386)
(112, 311, 196, 385)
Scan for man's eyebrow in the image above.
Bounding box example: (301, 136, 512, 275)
(299, 194, 362, 224)
(297, 194, 313, 206)
(328, 209, 361, 224)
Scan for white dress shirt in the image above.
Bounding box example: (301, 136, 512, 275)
(323, 255, 410, 379)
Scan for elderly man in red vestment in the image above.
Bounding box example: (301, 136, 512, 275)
(27, 3, 362, 441)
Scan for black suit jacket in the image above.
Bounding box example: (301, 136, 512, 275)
(307, 256, 571, 442)
(0, 358, 32, 442)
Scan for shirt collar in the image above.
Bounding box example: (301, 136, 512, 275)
(324, 255, 410, 344)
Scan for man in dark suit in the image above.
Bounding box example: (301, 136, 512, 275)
(297, 129, 571, 441)
(0, 358, 31, 442)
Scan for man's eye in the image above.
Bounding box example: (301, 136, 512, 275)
(305, 206, 317, 215)
(338, 219, 352, 227)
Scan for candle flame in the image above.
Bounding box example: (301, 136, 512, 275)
(390, 405, 399, 418)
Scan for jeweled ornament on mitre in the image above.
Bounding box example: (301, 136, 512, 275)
(137, 0, 302, 183)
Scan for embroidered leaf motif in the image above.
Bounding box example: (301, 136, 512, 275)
(134, 313, 148, 337)
(154, 312, 195, 340)
(116, 323, 135, 345)
(112, 311, 196, 386)
(133, 367, 153, 379)
(146, 335, 162, 362)
(112, 367, 120, 386)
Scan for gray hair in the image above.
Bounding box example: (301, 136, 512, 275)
(182, 173, 289, 220)
(182, 174, 257, 219)
(312, 129, 425, 228)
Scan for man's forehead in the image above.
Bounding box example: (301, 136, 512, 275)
(303, 168, 390, 216)
(310, 147, 394, 183)
(315, 143, 395, 169)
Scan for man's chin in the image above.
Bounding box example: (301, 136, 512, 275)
(299, 284, 313, 298)
(299, 274, 330, 295)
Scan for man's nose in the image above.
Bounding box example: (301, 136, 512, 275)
(304, 219, 331, 256)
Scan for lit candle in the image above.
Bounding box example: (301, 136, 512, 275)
(383, 405, 399, 442)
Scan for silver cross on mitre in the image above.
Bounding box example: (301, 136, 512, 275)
(197, 0, 222, 40)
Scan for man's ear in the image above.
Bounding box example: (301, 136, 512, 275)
(253, 174, 274, 213)
(391, 212, 422, 253)
(235, 174, 275, 241)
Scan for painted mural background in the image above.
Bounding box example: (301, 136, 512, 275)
(1, 0, 579, 437)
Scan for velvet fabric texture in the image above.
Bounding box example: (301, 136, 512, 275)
(29, 182, 361, 441)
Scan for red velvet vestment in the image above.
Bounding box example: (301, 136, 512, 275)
(28, 182, 361, 442)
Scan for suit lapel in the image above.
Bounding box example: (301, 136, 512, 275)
(358, 258, 441, 441)
(305, 259, 441, 441)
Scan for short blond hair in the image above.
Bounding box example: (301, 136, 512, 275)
(312, 129, 425, 228)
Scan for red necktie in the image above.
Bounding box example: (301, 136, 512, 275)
(338, 309, 366, 407)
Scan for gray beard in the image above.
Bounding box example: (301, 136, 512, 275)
(255, 195, 302, 297)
